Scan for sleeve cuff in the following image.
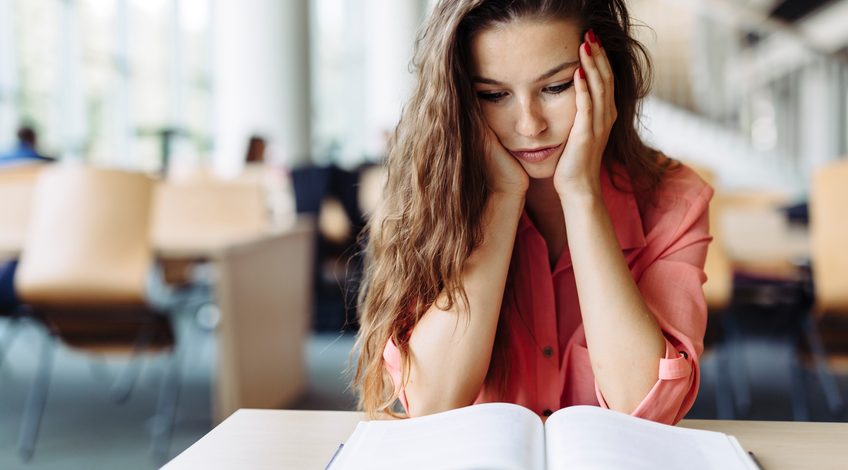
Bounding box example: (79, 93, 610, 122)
(594, 338, 695, 424)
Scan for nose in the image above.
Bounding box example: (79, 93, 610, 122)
(515, 98, 547, 138)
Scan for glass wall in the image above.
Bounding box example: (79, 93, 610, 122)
(7, 0, 213, 172)
(4, 0, 845, 184)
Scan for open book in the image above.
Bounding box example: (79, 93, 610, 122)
(329, 403, 757, 470)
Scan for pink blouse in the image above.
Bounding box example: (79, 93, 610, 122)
(383, 163, 713, 425)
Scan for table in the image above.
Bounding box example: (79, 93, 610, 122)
(163, 408, 848, 470)
(204, 224, 314, 423)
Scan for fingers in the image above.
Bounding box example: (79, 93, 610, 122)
(572, 64, 593, 143)
(579, 30, 616, 134)
(483, 124, 529, 195)
(484, 123, 515, 167)
(586, 30, 614, 91)
(484, 124, 508, 158)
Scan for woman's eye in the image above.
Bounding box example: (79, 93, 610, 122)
(477, 91, 507, 102)
(544, 81, 574, 94)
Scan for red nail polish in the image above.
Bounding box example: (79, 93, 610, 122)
(588, 29, 598, 45)
(584, 42, 591, 56)
(578, 67, 585, 79)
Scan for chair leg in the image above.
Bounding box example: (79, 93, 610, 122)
(789, 348, 810, 421)
(151, 311, 186, 462)
(150, 348, 183, 462)
(0, 316, 20, 370)
(730, 355, 752, 415)
(724, 314, 752, 417)
(714, 342, 736, 419)
(18, 332, 56, 461)
(803, 314, 845, 418)
(111, 320, 156, 404)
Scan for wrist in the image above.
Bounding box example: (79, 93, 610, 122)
(488, 191, 526, 214)
(555, 179, 601, 202)
(490, 188, 527, 203)
(559, 186, 603, 214)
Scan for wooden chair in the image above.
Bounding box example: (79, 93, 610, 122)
(151, 179, 268, 289)
(14, 166, 179, 461)
(152, 180, 268, 256)
(805, 159, 848, 419)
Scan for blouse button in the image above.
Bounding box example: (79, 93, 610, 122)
(679, 351, 689, 359)
(542, 409, 553, 417)
(542, 346, 553, 357)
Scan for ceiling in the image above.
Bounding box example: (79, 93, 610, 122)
(769, 0, 837, 22)
(691, 0, 848, 55)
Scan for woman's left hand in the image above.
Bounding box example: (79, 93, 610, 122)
(553, 30, 617, 199)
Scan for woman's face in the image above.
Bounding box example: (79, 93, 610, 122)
(471, 18, 582, 180)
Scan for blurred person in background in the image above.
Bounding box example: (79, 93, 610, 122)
(245, 135, 267, 164)
(0, 125, 55, 166)
(354, 0, 713, 425)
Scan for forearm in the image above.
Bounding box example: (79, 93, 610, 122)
(562, 192, 665, 413)
(404, 193, 524, 416)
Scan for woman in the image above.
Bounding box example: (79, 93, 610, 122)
(353, 0, 712, 425)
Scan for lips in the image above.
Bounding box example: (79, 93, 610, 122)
(508, 143, 563, 163)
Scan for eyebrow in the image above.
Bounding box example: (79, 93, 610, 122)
(472, 60, 580, 86)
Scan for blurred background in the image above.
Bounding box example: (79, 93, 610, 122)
(0, 0, 846, 468)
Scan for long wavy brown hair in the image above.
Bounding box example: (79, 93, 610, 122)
(352, 0, 673, 418)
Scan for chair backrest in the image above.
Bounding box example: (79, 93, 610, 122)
(151, 180, 268, 253)
(0, 161, 48, 184)
(810, 159, 848, 314)
(0, 164, 48, 255)
(15, 166, 154, 306)
(0, 181, 35, 259)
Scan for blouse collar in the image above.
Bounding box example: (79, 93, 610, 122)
(518, 166, 647, 252)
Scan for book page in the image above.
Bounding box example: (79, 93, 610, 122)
(331, 402, 545, 470)
(544, 406, 757, 470)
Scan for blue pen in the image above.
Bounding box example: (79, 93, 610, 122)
(324, 443, 344, 470)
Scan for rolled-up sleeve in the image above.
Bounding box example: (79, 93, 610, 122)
(595, 183, 713, 425)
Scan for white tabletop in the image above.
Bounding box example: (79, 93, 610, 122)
(164, 408, 848, 470)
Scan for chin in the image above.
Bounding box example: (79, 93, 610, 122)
(525, 168, 556, 180)
(518, 157, 560, 180)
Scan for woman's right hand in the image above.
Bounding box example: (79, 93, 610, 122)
(484, 126, 529, 197)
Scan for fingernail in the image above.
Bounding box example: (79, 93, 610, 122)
(588, 29, 598, 45)
(578, 67, 585, 79)
(583, 42, 591, 56)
